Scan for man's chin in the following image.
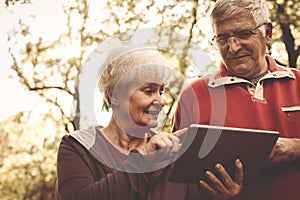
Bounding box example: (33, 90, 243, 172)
(229, 65, 253, 77)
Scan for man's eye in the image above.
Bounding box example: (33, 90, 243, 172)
(236, 30, 252, 39)
(217, 36, 229, 44)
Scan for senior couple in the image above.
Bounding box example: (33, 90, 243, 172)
(56, 0, 300, 199)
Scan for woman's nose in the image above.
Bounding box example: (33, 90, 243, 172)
(154, 93, 165, 107)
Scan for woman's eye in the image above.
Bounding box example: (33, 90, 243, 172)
(144, 89, 154, 95)
(142, 85, 164, 96)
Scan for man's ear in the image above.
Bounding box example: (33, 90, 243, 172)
(265, 22, 273, 47)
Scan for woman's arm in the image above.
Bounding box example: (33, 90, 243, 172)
(56, 136, 145, 200)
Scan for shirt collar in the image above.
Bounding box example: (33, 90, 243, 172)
(208, 55, 295, 88)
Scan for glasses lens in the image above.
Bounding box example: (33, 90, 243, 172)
(216, 35, 229, 46)
(235, 30, 253, 39)
(211, 24, 265, 49)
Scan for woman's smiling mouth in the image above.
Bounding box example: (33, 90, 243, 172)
(144, 109, 161, 117)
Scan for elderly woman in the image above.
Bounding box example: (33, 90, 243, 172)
(56, 45, 243, 200)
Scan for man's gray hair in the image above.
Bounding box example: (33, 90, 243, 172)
(210, 0, 270, 35)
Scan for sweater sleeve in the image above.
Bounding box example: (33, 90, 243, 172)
(56, 135, 148, 200)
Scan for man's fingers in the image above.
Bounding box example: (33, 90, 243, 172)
(199, 180, 218, 197)
(214, 163, 232, 188)
(234, 159, 244, 185)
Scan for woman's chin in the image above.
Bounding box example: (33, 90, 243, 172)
(148, 121, 158, 128)
(140, 120, 158, 129)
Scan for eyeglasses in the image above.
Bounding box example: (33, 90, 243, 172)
(211, 23, 267, 48)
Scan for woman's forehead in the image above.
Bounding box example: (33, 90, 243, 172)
(131, 79, 165, 88)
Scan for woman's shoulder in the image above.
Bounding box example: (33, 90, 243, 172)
(58, 126, 99, 152)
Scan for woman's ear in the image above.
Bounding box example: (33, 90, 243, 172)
(108, 88, 119, 107)
(265, 22, 273, 47)
(110, 97, 119, 106)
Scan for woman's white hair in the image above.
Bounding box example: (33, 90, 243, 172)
(98, 44, 171, 111)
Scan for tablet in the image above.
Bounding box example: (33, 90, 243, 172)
(169, 124, 279, 184)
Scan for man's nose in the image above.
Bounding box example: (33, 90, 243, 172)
(228, 37, 242, 53)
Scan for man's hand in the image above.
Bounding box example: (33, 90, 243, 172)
(268, 137, 300, 167)
(199, 159, 244, 200)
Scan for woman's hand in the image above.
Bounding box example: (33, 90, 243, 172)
(144, 131, 180, 154)
(140, 129, 187, 154)
(199, 159, 244, 200)
(137, 128, 187, 161)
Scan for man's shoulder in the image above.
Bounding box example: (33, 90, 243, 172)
(289, 68, 300, 83)
(290, 67, 300, 74)
(188, 75, 210, 86)
(179, 76, 210, 95)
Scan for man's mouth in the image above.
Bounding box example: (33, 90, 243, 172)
(228, 54, 248, 60)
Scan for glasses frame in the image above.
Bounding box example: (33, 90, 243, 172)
(211, 23, 267, 48)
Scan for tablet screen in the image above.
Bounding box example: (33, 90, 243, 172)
(169, 124, 279, 184)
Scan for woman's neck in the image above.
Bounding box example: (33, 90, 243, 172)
(100, 120, 147, 153)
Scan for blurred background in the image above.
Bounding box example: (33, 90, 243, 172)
(0, 0, 299, 199)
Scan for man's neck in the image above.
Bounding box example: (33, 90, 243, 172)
(246, 70, 269, 85)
